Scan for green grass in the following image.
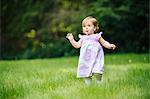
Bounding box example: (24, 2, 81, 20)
(0, 54, 149, 99)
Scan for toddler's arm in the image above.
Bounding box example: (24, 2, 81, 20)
(99, 37, 116, 50)
(66, 33, 82, 48)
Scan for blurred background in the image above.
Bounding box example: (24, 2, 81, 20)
(1, 0, 149, 60)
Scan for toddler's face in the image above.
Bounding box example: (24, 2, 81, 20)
(82, 20, 96, 35)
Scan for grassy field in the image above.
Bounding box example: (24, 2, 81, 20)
(0, 54, 149, 99)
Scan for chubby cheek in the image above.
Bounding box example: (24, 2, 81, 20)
(82, 28, 86, 32)
(89, 28, 95, 33)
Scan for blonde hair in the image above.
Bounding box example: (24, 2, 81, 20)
(82, 16, 99, 33)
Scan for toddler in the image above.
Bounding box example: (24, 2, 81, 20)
(66, 16, 116, 85)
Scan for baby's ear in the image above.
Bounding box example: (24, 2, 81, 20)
(94, 27, 97, 32)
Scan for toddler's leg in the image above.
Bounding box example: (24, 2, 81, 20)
(84, 76, 92, 85)
(95, 73, 102, 84)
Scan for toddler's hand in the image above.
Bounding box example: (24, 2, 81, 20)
(110, 44, 116, 50)
(66, 33, 74, 41)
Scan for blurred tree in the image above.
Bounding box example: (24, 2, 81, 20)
(1, 0, 149, 59)
(87, 0, 149, 53)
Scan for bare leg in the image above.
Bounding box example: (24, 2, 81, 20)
(95, 73, 102, 84)
(84, 76, 92, 85)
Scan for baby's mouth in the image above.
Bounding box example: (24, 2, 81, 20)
(85, 30, 89, 32)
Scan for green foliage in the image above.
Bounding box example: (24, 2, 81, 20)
(0, 54, 149, 98)
(1, 0, 149, 59)
(87, 0, 148, 53)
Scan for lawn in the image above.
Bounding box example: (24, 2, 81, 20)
(0, 54, 149, 99)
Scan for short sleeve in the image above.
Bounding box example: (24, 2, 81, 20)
(96, 31, 103, 40)
(78, 34, 83, 45)
(78, 34, 83, 39)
